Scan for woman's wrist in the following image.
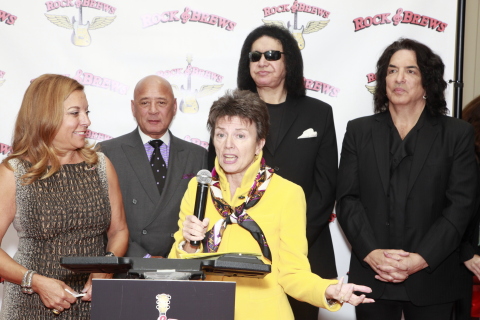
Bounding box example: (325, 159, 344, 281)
(21, 270, 37, 294)
(183, 241, 195, 253)
(180, 240, 200, 253)
(325, 283, 339, 301)
(29, 273, 45, 295)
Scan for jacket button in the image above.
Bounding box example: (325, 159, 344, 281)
(142, 229, 147, 235)
(133, 199, 137, 204)
(385, 222, 390, 226)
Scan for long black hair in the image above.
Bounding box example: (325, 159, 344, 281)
(237, 25, 306, 97)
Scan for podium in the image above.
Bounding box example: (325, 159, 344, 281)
(61, 254, 271, 319)
(91, 279, 235, 320)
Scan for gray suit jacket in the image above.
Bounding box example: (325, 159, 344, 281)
(99, 128, 208, 257)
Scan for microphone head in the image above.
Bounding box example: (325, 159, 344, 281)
(196, 169, 212, 185)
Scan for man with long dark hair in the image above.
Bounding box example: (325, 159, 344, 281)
(337, 38, 478, 319)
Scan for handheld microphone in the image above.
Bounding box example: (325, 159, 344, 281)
(190, 169, 212, 247)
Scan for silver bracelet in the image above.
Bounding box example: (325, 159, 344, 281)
(20, 270, 32, 288)
(21, 270, 37, 294)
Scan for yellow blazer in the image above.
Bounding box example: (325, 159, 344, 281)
(169, 153, 340, 319)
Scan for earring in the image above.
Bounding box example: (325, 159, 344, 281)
(423, 95, 427, 100)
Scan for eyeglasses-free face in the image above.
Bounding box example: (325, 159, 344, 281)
(248, 50, 284, 62)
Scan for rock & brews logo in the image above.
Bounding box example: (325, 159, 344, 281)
(262, 0, 330, 50)
(0, 8, 17, 25)
(156, 293, 179, 320)
(44, 0, 117, 47)
(365, 72, 376, 95)
(184, 135, 208, 150)
(353, 8, 448, 32)
(304, 77, 340, 98)
(72, 69, 128, 95)
(141, 6, 236, 31)
(0, 143, 12, 160)
(157, 55, 224, 114)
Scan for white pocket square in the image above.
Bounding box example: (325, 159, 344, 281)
(297, 128, 317, 139)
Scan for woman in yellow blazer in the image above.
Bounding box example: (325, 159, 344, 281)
(169, 89, 374, 319)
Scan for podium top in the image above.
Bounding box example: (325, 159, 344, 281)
(60, 253, 271, 279)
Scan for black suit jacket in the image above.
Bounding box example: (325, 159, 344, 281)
(99, 129, 208, 257)
(208, 95, 338, 278)
(336, 111, 478, 306)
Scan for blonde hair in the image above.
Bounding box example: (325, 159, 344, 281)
(3, 74, 98, 184)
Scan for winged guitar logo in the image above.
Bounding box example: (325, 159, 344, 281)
(45, 6, 115, 47)
(262, 16, 329, 50)
(171, 55, 223, 114)
(172, 84, 223, 114)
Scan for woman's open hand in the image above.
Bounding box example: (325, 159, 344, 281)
(325, 276, 375, 306)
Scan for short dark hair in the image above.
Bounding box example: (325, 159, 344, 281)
(237, 25, 306, 97)
(207, 89, 269, 141)
(462, 95, 480, 161)
(374, 38, 448, 116)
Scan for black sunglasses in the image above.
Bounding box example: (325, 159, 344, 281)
(248, 50, 284, 62)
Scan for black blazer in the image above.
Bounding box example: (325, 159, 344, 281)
(208, 95, 338, 278)
(336, 111, 478, 306)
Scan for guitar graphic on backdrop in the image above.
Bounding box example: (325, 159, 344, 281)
(262, 0, 329, 50)
(45, 7, 116, 47)
(179, 55, 199, 113)
(171, 55, 223, 114)
(71, 6, 90, 46)
(289, 10, 305, 49)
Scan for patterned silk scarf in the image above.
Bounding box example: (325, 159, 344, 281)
(203, 158, 274, 262)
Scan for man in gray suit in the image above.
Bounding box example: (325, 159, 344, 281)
(100, 75, 208, 258)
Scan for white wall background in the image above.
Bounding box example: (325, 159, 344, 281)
(0, 1, 460, 318)
(463, 0, 480, 106)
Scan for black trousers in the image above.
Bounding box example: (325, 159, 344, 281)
(356, 299, 454, 320)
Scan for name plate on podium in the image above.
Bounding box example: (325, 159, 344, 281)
(91, 279, 235, 320)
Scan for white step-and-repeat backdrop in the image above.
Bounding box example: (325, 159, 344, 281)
(0, 1, 458, 318)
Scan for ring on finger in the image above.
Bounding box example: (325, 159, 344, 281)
(339, 295, 345, 304)
(52, 309, 61, 315)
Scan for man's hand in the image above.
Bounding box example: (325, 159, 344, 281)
(464, 254, 480, 279)
(364, 249, 408, 282)
(373, 251, 428, 283)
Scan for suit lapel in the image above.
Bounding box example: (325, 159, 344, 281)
(372, 113, 391, 196)
(406, 114, 439, 196)
(265, 95, 299, 155)
(122, 130, 160, 205)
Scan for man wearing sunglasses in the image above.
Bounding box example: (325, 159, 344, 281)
(248, 50, 284, 62)
(208, 25, 338, 319)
